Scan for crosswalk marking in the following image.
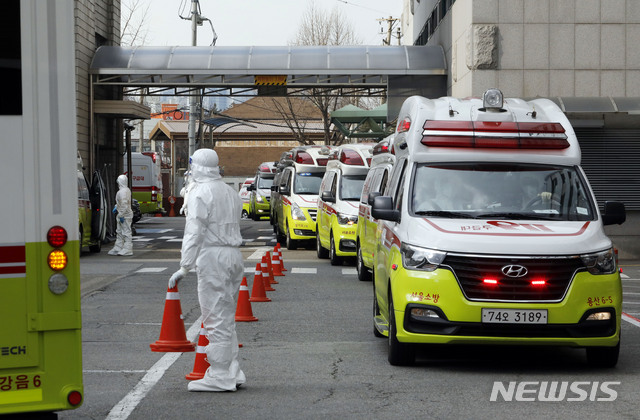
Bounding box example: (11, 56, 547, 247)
(136, 268, 167, 273)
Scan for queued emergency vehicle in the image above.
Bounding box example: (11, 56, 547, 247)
(371, 88, 626, 367)
(239, 177, 254, 219)
(272, 146, 334, 250)
(316, 143, 374, 265)
(356, 136, 395, 281)
(248, 161, 278, 220)
(124, 152, 164, 215)
(77, 155, 108, 254)
(1, 0, 84, 415)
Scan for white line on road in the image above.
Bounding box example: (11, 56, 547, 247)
(136, 267, 167, 273)
(105, 317, 201, 420)
(622, 313, 640, 328)
(291, 268, 316, 274)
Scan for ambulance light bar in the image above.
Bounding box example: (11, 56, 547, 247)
(294, 151, 314, 164)
(329, 149, 365, 165)
(421, 120, 569, 149)
(372, 141, 389, 155)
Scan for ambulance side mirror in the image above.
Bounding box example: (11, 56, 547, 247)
(372, 196, 399, 222)
(247, 184, 255, 191)
(279, 186, 291, 196)
(367, 192, 381, 206)
(602, 201, 626, 226)
(321, 191, 335, 203)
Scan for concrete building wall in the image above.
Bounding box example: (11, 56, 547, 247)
(418, 0, 640, 98)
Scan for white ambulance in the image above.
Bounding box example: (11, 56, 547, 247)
(272, 146, 333, 249)
(371, 88, 626, 366)
(316, 143, 374, 265)
(356, 136, 395, 281)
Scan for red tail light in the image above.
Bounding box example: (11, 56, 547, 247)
(339, 149, 364, 165)
(421, 120, 569, 149)
(397, 118, 411, 133)
(316, 158, 328, 166)
(47, 226, 67, 248)
(294, 151, 313, 164)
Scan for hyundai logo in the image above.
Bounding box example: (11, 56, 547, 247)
(501, 265, 528, 278)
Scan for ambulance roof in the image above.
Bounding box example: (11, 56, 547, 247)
(393, 90, 581, 166)
(326, 143, 375, 175)
(279, 145, 335, 170)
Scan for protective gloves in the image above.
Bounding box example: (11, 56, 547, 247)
(119, 217, 125, 223)
(168, 267, 189, 289)
(112, 205, 117, 214)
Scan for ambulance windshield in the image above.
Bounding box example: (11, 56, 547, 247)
(411, 163, 596, 221)
(340, 175, 367, 201)
(293, 172, 324, 195)
(257, 176, 274, 190)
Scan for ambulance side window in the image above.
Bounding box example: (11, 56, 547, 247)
(378, 169, 389, 194)
(360, 168, 376, 204)
(385, 158, 407, 200)
(283, 170, 292, 190)
(330, 173, 338, 197)
(320, 171, 335, 194)
(394, 166, 407, 211)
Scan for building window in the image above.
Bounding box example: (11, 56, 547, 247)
(0, 0, 22, 115)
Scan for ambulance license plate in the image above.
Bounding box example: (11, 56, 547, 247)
(482, 309, 547, 324)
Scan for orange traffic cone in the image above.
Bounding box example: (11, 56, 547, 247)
(185, 323, 209, 380)
(235, 277, 258, 322)
(275, 243, 287, 271)
(150, 286, 196, 352)
(249, 263, 271, 302)
(262, 255, 276, 291)
(265, 251, 279, 283)
(271, 248, 284, 277)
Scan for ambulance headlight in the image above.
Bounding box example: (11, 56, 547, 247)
(401, 243, 446, 272)
(256, 194, 265, 203)
(581, 248, 616, 275)
(337, 212, 357, 226)
(483, 88, 503, 109)
(291, 203, 306, 221)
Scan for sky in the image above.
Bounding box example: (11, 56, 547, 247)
(127, 0, 403, 47)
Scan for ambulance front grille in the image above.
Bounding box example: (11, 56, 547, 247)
(308, 209, 317, 222)
(443, 254, 585, 302)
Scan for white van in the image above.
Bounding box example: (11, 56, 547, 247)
(371, 89, 626, 366)
(247, 161, 277, 220)
(316, 143, 374, 265)
(356, 136, 395, 281)
(124, 152, 164, 215)
(272, 146, 334, 249)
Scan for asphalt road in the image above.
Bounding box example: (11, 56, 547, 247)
(56, 216, 640, 420)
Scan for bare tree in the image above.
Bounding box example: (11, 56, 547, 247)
(283, 1, 363, 146)
(120, 0, 151, 46)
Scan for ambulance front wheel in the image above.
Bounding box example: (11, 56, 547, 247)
(285, 222, 297, 250)
(357, 244, 372, 281)
(388, 291, 416, 366)
(316, 228, 328, 259)
(329, 232, 343, 266)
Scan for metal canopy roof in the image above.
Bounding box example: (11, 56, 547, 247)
(90, 45, 447, 98)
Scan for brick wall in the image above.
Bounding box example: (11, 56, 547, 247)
(215, 146, 292, 177)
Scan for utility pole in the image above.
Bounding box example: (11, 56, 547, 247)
(377, 16, 401, 46)
(187, 0, 199, 157)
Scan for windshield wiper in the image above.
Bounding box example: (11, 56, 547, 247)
(414, 210, 472, 219)
(474, 212, 555, 220)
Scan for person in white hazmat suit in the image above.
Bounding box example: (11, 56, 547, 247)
(168, 148, 245, 392)
(108, 174, 133, 256)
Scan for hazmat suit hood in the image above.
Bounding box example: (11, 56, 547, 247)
(117, 174, 128, 189)
(190, 149, 222, 183)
